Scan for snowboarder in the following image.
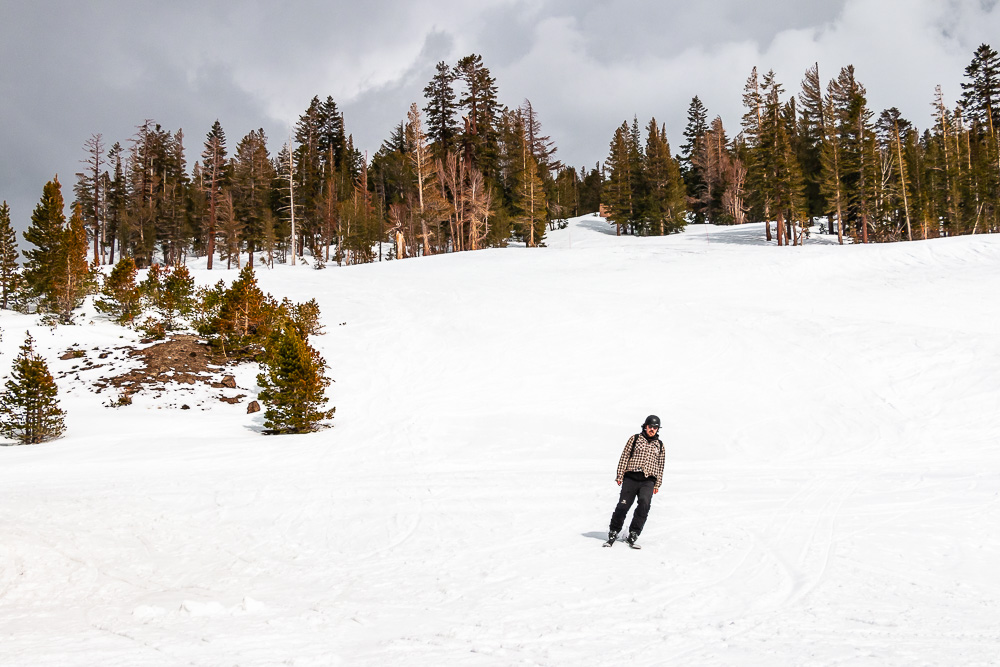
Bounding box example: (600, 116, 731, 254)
(604, 415, 665, 549)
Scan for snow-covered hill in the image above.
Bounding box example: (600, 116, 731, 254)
(2, 216, 999, 665)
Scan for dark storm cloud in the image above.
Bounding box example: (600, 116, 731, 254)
(3, 0, 1000, 236)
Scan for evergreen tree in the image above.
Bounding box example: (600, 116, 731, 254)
(232, 128, 275, 267)
(758, 71, 807, 245)
(406, 102, 447, 256)
(454, 54, 500, 174)
(961, 44, 1000, 137)
(73, 133, 105, 265)
(511, 111, 548, 246)
(579, 164, 603, 214)
(797, 63, 827, 221)
(0, 201, 21, 310)
(876, 108, 916, 241)
(105, 142, 127, 263)
(0, 333, 66, 445)
(95, 256, 141, 325)
(641, 119, 687, 234)
(23, 177, 67, 305)
(423, 61, 459, 158)
(681, 96, 709, 222)
(211, 265, 272, 359)
(690, 116, 730, 223)
(159, 264, 196, 330)
(960, 44, 1000, 234)
(604, 122, 634, 235)
(201, 120, 228, 269)
(256, 323, 335, 434)
(52, 204, 94, 322)
(742, 67, 771, 234)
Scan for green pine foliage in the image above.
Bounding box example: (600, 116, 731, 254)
(512, 117, 549, 247)
(15, 42, 1000, 262)
(641, 119, 687, 235)
(423, 61, 459, 158)
(207, 265, 276, 359)
(96, 256, 141, 324)
(23, 177, 67, 305)
(0, 201, 21, 310)
(22, 181, 95, 320)
(604, 122, 634, 235)
(52, 205, 96, 322)
(0, 333, 66, 445)
(160, 264, 196, 328)
(256, 323, 334, 434)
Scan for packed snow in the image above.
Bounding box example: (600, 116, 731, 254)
(1, 215, 999, 665)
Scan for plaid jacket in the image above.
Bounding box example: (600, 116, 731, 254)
(615, 433, 666, 490)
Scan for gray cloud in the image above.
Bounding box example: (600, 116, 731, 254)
(2, 0, 999, 236)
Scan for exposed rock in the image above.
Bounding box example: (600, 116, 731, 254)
(221, 375, 237, 389)
(247, 401, 261, 414)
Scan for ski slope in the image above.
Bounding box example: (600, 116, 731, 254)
(2, 215, 1000, 665)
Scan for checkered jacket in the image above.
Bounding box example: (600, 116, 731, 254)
(615, 433, 665, 490)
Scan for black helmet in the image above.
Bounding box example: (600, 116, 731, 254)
(643, 415, 660, 428)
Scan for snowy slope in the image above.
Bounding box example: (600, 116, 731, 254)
(2, 215, 1000, 665)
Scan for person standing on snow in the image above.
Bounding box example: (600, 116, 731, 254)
(604, 415, 666, 549)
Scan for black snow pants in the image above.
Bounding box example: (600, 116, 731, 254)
(609, 472, 656, 536)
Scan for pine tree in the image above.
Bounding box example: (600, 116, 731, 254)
(681, 96, 709, 222)
(23, 177, 67, 305)
(158, 264, 196, 330)
(604, 122, 634, 235)
(0, 333, 66, 445)
(454, 54, 500, 174)
(212, 265, 271, 359)
(105, 142, 127, 264)
(201, 120, 228, 270)
(423, 61, 459, 158)
(961, 44, 1000, 137)
(0, 201, 21, 310)
(877, 108, 915, 241)
(690, 116, 730, 223)
(960, 44, 1000, 234)
(511, 111, 547, 246)
(742, 67, 772, 236)
(73, 133, 105, 265)
(256, 323, 335, 434)
(406, 102, 448, 256)
(758, 71, 807, 245)
(641, 119, 688, 234)
(232, 128, 275, 267)
(52, 204, 93, 322)
(95, 256, 141, 324)
(797, 63, 827, 222)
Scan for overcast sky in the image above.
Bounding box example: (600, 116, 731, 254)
(3, 0, 1000, 234)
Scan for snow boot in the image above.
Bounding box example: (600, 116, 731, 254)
(626, 531, 641, 549)
(603, 530, 618, 547)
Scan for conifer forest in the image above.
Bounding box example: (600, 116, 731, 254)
(3, 46, 1000, 286)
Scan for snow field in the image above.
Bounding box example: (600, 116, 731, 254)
(1, 215, 999, 665)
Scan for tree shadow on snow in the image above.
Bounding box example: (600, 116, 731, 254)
(574, 215, 618, 236)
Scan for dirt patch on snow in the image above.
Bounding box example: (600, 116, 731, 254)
(57, 335, 256, 410)
(94, 335, 220, 391)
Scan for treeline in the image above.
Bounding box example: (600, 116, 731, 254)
(4, 44, 999, 297)
(611, 43, 1000, 245)
(0, 53, 602, 287)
